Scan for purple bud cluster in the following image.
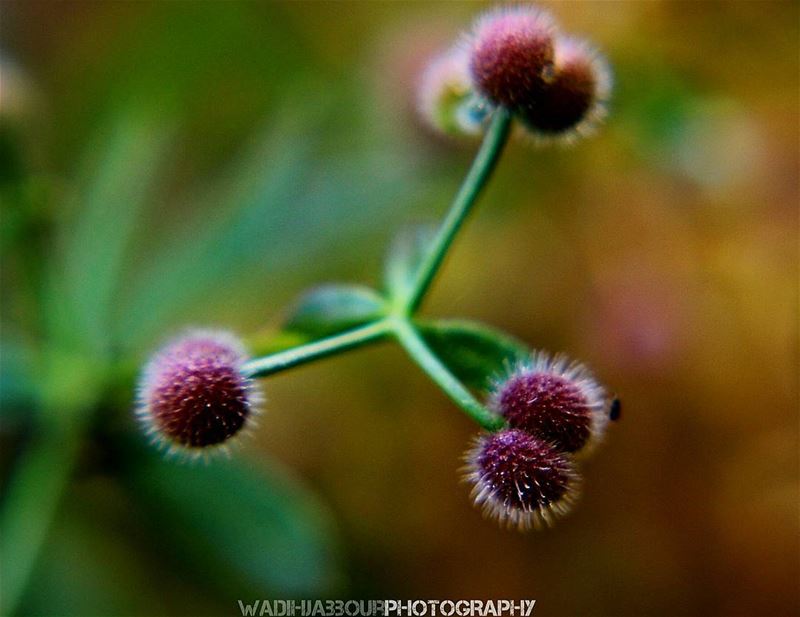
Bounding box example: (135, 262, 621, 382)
(417, 4, 611, 144)
(464, 352, 613, 530)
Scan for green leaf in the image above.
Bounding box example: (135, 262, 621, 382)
(416, 319, 530, 391)
(50, 108, 172, 355)
(116, 110, 313, 347)
(120, 450, 343, 596)
(284, 284, 386, 339)
(383, 224, 436, 304)
(119, 104, 422, 350)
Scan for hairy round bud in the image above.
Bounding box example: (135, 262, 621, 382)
(417, 45, 488, 137)
(467, 6, 557, 110)
(136, 330, 262, 458)
(519, 36, 611, 143)
(464, 429, 581, 530)
(490, 352, 609, 458)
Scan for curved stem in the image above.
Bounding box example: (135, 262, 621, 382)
(391, 318, 504, 431)
(242, 319, 391, 378)
(404, 107, 513, 314)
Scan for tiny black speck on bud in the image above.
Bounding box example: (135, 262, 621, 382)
(136, 330, 262, 459)
(609, 397, 621, 421)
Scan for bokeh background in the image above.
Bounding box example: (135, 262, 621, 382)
(1, 2, 798, 616)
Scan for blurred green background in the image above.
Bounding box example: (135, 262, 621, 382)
(1, 2, 798, 616)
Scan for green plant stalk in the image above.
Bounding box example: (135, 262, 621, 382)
(243, 109, 516, 425)
(242, 316, 504, 431)
(242, 319, 392, 378)
(390, 318, 504, 431)
(403, 107, 513, 314)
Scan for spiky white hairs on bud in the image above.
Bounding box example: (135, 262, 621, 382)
(490, 350, 610, 459)
(517, 35, 612, 146)
(463, 428, 582, 531)
(417, 45, 489, 137)
(136, 329, 263, 461)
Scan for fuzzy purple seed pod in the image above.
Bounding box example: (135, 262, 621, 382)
(518, 36, 612, 143)
(467, 6, 557, 111)
(464, 428, 581, 530)
(136, 330, 262, 458)
(490, 351, 609, 458)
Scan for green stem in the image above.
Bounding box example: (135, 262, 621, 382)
(243, 111, 515, 422)
(404, 107, 513, 314)
(391, 318, 504, 431)
(242, 319, 391, 378)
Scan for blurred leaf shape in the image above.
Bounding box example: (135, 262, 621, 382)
(0, 336, 37, 427)
(383, 224, 437, 305)
(284, 284, 387, 339)
(416, 318, 529, 391)
(51, 108, 172, 356)
(114, 109, 313, 347)
(117, 104, 418, 350)
(121, 449, 343, 597)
